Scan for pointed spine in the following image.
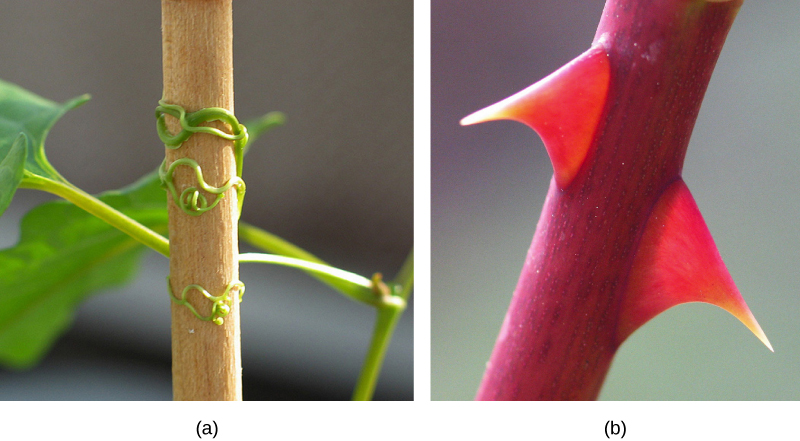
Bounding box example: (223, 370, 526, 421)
(618, 179, 771, 350)
(461, 46, 610, 188)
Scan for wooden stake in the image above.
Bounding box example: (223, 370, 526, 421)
(162, 0, 241, 401)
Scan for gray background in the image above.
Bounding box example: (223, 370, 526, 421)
(433, 0, 800, 399)
(0, 1, 412, 400)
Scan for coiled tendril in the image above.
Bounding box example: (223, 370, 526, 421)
(159, 158, 245, 216)
(167, 277, 245, 326)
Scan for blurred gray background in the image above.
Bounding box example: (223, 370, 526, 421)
(0, 1, 412, 400)
(433, 0, 800, 400)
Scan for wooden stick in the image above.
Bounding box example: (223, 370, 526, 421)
(162, 0, 241, 401)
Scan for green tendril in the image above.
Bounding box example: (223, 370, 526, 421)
(167, 277, 245, 326)
(156, 99, 248, 217)
(159, 157, 245, 216)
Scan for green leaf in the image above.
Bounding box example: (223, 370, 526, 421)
(0, 133, 27, 217)
(0, 172, 167, 368)
(0, 79, 89, 183)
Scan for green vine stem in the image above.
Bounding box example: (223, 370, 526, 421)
(238, 221, 374, 303)
(19, 173, 170, 257)
(352, 302, 406, 401)
(238, 252, 392, 307)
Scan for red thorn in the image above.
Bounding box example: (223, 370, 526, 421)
(619, 179, 772, 351)
(461, 45, 610, 188)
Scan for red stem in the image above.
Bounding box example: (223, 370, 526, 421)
(476, 0, 743, 400)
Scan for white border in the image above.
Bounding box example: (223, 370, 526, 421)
(413, 0, 432, 403)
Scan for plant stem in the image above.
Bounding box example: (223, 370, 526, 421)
(239, 222, 379, 303)
(19, 174, 169, 257)
(238, 252, 382, 305)
(352, 302, 406, 401)
(474, 0, 745, 400)
(162, 0, 241, 401)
